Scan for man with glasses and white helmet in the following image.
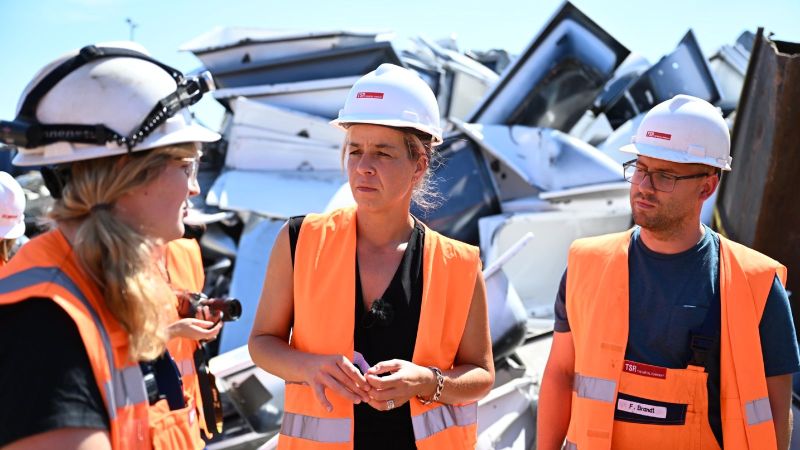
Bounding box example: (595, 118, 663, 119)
(538, 94, 799, 450)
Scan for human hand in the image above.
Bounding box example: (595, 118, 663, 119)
(301, 354, 372, 412)
(364, 359, 435, 412)
(167, 318, 222, 341)
(195, 304, 223, 324)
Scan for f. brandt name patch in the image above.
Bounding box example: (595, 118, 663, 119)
(614, 392, 687, 425)
(617, 398, 667, 418)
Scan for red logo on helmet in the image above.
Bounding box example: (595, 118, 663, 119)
(356, 91, 384, 99)
(646, 131, 672, 140)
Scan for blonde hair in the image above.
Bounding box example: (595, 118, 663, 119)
(49, 143, 199, 361)
(401, 130, 440, 211)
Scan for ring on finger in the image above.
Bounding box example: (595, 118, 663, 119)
(386, 399, 395, 410)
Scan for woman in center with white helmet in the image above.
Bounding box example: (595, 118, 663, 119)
(249, 64, 494, 449)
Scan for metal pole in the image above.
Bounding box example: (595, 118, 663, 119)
(125, 17, 138, 41)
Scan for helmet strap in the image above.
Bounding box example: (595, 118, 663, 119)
(40, 166, 72, 200)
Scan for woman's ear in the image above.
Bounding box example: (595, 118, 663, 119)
(413, 155, 428, 183)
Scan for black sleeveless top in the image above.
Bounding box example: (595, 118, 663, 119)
(289, 216, 425, 450)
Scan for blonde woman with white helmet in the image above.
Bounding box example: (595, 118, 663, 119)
(0, 43, 219, 450)
(0, 171, 26, 265)
(249, 63, 494, 450)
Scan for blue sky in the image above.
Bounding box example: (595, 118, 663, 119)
(2, 0, 799, 131)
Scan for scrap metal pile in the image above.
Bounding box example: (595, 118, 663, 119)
(3, 2, 749, 449)
(169, 2, 763, 449)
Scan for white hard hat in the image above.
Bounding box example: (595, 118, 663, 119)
(331, 63, 443, 146)
(0, 172, 25, 239)
(6, 42, 220, 167)
(620, 94, 731, 170)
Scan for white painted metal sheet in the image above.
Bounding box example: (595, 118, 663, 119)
(206, 170, 351, 219)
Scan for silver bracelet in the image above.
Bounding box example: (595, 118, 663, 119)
(417, 366, 444, 405)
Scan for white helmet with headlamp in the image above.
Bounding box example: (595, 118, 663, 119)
(0, 41, 220, 167)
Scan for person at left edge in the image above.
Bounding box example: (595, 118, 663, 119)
(0, 171, 26, 266)
(162, 235, 223, 444)
(0, 42, 219, 450)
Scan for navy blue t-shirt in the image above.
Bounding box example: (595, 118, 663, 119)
(553, 226, 800, 445)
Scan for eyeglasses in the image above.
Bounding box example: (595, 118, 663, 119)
(623, 159, 711, 193)
(177, 157, 200, 180)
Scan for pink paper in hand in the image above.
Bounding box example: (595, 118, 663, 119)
(353, 351, 370, 375)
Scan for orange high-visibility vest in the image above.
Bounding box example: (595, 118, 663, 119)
(280, 206, 481, 450)
(564, 230, 786, 450)
(0, 230, 204, 450)
(165, 238, 211, 443)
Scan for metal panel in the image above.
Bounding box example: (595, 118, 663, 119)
(467, 1, 629, 131)
(180, 28, 381, 72)
(206, 170, 349, 219)
(411, 134, 501, 245)
(454, 121, 623, 192)
(211, 41, 404, 89)
(602, 30, 722, 128)
(717, 30, 800, 326)
(228, 97, 344, 145)
(214, 76, 360, 119)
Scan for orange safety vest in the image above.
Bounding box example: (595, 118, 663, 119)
(0, 230, 204, 450)
(280, 206, 482, 450)
(564, 229, 787, 450)
(165, 238, 211, 443)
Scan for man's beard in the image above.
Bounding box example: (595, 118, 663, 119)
(631, 193, 685, 235)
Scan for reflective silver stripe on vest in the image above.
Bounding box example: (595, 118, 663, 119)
(110, 365, 149, 411)
(176, 358, 195, 377)
(573, 373, 616, 403)
(412, 402, 478, 441)
(745, 397, 773, 425)
(563, 441, 578, 450)
(280, 412, 351, 443)
(0, 267, 148, 418)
